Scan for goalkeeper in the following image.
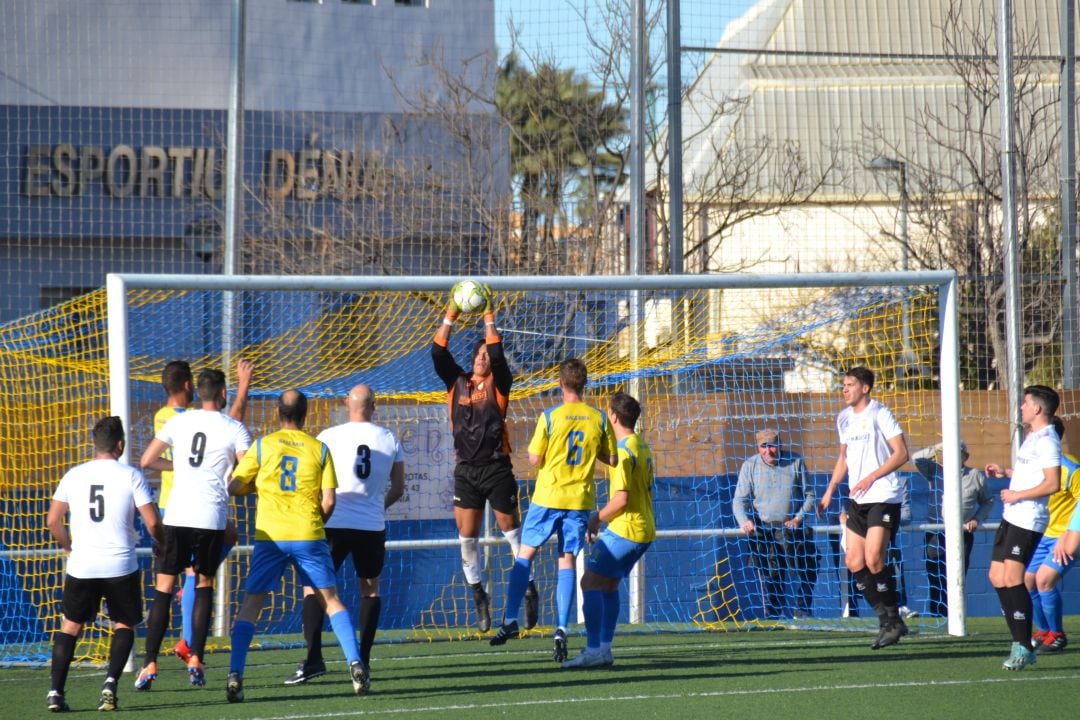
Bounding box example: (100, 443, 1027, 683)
(431, 283, 537, 633)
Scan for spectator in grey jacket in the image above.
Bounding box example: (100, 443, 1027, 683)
(913, 440, 994, 616)
(734, 429, 818, 618)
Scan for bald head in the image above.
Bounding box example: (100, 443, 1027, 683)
(278, 389, 308, 428)
(347, 384, 375, 421)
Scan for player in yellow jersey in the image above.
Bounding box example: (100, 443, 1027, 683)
(151, 359, 252, 666)
(1025, 451, 1080, 651)
(490, 359, 615, 662)
(225, 390, 368, 702)
(563, 392, 654, 668)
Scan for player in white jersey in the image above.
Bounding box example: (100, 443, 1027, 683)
(817, 366, 910, 649)
(135, 368, 252, 690)
(46, 416, 163, 713)
(985, 384, 1062, 671)
(284, 384, 405, 687)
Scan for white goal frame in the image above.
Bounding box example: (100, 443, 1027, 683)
(106, 270, 965, 636)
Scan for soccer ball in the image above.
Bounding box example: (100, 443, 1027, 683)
(451, 279, 487, 313)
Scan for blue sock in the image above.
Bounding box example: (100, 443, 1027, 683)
(1040, 587, 1063, 633)
(502, 558, 531, 624)
(181, 573, 197, 645)
(601, 590, 620, 644)
(582, 590, 602, 650)
(328, 610, 361, 665)
(1030, 586, 1048, 631)
(556, 568, 576, 629)
(229, 620, 255, 675)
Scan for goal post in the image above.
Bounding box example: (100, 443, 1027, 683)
(104, 269, 966, 643)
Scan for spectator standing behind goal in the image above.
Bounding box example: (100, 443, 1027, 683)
(816, 366, 910, 650)
(150, 359, 252, 666)
(135, 368, 252, 691)
(489, 358, 616, 664)
(225, 390, 368, 703)
(733, 428, 818, 620)
(562, 392, 655, 668)
(912, 439, 994, 617)
(284, 384, 405, 687)
(431, 285, 538, 633)
(46, 416, 163, 713)
(985, 385, 1062, 671)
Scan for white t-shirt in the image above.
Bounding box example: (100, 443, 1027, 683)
(318, 421, 404, 532)
(53, 458, 155, 579)
(1003, 424, 1060, 532)
(156, 409, 251, 530)
(837, 398, 905, 505)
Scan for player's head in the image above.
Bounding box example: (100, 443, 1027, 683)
(196, 368, 227, 407)
(347, 384, 375, 421)
(279, 389, 308, 428)
(755, 428, 781, 465)
(841, 366, 874, 408)
(1023, 386, 1058, 431)
(161, 360, 193, 401)
(959, 439, 969, 464)
(609, 391, 641, 430)
(471, 338, 490, 377)
(93, 415, 125, 455)
(559, 358, 587, 395)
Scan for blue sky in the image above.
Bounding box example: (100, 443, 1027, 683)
(493, 0, 758, 76)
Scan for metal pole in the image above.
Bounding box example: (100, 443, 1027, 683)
(628, 0, 646, 625)
(899, 163, 912, 362)
(667, 0, 683, 274)
(1061, 0, 1078, 388)
(999, 0, 1024, 456)
(938, 277, 966, 637)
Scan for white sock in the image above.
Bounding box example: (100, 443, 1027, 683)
(459, 535, 482, 585)
(503, 527, 534, 581)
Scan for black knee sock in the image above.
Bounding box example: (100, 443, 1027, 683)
(871, 569, 899, 617)
(1005, 584, 1034, 648)
(853, 568, 881, 610)
(50, 631, 77, 693)
(995, 586, 1018, 640)
(302, 594, 325, 666)
(191, 587, 214, 660)
(143, 589, 173, 664)
(359, 596, 381, 666)
(107, 627, 135, 684)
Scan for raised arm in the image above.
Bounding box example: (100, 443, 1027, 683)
(228, 359, 254, 422)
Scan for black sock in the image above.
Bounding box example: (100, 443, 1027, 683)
(107, 628, 135, 684)
(1006, 584, 1034, 648)
(143, 589, 173, 664)
(191, 587, 214, 660)
(995, 586, 1017, 640)
(302, 594, 325, 666)
(50, 631, 78, 693)
(870, 569, 899, 617)
(359, 596, 381, 666)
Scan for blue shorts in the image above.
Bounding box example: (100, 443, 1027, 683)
(586, 529, 651, 579)
(521, 505, 590, 556)
(1028, 534, 1074, 575)
(245, 539, 338, 594)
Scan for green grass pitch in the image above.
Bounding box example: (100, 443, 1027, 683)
(9, 617, 1080, 718)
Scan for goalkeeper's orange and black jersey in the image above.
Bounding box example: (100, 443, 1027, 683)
(431, 338, 513, 465)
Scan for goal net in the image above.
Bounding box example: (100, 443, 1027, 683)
(0, 271, 963, 665)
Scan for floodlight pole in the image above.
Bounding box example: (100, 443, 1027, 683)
(867, 156, 912, 370)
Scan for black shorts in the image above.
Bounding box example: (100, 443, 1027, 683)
(453, 459, 519, 514)
(62, 571, 143, 626)
(326, 528, 387, 580)
(991, 520, 1042, 564)
(157, 525, 226, 577)
(845, 501, 902, 541)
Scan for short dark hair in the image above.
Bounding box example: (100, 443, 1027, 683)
(196, 368, 226, 403)
(471, 338, 487, 362)
(609, 391, 641, 430)
(1025, 384, 1060, 419)
(93, 416, 124, 453)
(279, 389, 308, 426)
(559, 358, 588, 395)
(161, 360, 192, 394)
(845, 366, 875, 390)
